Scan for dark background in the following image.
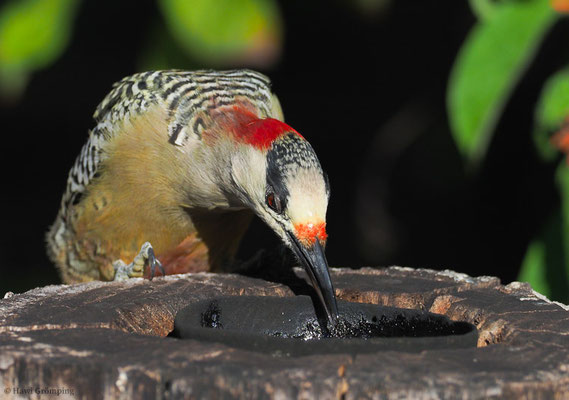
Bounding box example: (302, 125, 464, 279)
(1, 1, 566, 295)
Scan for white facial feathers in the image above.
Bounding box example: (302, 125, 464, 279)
(230, 145, 268, 208)
(285, 167, 328, 226)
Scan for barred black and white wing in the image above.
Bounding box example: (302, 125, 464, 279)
(47, 69, 283, 259)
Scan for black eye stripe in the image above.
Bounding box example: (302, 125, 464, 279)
(265, 132, 323, 215)
(266, 149, 289, 212)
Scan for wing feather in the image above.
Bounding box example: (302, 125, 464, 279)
(61, 70, 279, 215)
(47, 69, 282, 258)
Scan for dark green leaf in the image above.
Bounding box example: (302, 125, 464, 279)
(519, 163, 569, 303)
(447, 1, 557, 166)
(533, 68, 569, 161)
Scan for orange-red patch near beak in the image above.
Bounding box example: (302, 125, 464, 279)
(294, 222, 327, 247)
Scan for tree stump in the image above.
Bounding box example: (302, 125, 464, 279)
(1, 267, 569, 399)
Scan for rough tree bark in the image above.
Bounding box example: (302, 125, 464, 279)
(1, 267, 569, 399)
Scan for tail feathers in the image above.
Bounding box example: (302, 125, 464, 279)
(46, 213, 100, 283)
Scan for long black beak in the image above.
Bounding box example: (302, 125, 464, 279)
(288, 232, 339, 325)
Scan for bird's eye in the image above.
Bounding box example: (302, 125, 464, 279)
(266, 191, 282, 214)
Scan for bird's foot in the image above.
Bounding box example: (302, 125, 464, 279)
(112, 242, 165, 281)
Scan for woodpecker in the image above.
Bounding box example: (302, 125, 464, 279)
(46, 69, 338, 323)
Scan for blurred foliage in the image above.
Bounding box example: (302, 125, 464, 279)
(0, 0, 79, 100)
(533, 68, 569, 161)
(4, 0, 569, 300)
(468, 0, 500, 21)
(448, 0, 557, 165)
(518, 166, 569, 301)
(448, 1, 569, 302)
(157, 0, 282, 67)
(552, 0, 569, 14)
(0, 0, 283, 100)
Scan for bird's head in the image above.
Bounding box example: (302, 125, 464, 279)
(218, 106, 338, 324)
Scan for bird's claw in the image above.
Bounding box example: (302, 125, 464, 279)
(113, 242, 165, 281)
(140, 242, 165, 280)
